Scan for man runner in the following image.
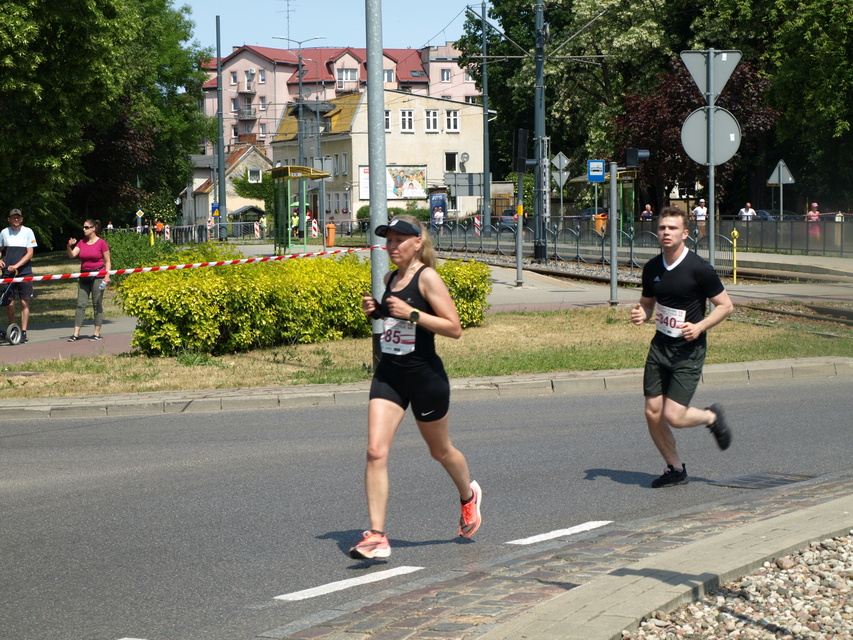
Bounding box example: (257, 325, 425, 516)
(630, 207, 734, 488)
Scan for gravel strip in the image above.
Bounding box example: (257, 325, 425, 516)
(622, 535, 853, 639)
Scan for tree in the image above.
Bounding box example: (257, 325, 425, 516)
(0, 0, 212, 247)
(616, 60, 779, 211)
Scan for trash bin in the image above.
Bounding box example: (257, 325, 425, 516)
(594, 213, 608, 234)
(326, 223, 336, 247)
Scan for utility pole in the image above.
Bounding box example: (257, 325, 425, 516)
(365, 0, 389, 368)
(215, 17, 227, 240)
(274, 35, 325, 237)
(480, 1, 491, 228)
(533, 0, 546, 261)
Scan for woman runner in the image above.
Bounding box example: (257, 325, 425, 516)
(350, 215, 481, 559)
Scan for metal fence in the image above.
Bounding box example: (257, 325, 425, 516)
(427, 218, 735, 276)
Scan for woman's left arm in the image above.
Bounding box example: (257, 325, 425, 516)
(102, 245, 111, 285)
(416, 268, 462, 340)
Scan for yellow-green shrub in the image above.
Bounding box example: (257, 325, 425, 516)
(119, 254, 492, 356)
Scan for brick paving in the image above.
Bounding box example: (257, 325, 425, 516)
(258, 471, 853, 640)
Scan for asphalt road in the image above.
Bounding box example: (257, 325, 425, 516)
(2, 376, 851, 640)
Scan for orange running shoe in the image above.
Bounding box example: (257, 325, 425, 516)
(349, 530, 391, 559)
(458, 480, 482, 538)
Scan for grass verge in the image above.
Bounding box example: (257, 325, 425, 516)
(1, 305, 851, 399)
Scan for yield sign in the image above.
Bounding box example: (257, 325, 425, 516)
(767, 160, 795, 186)
(681, 50, 742, 99)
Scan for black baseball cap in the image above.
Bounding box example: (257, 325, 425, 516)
(375, 218, 421, 237)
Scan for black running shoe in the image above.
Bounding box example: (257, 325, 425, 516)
(706, 404, 732, 450)
(651, 464, 688, 488)
(21, 330, 27, 343)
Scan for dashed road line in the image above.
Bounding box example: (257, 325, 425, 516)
(274, 566, 424, 601)
(506, 520, 613, 545)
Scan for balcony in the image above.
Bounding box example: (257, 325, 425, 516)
(238, 80, 256, 94)
(237, 108, 257, 120)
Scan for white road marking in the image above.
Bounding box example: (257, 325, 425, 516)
(274, 565, 424, 601)
(506, 520, 613, 545)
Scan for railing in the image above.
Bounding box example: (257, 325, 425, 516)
(428, 216, 735, 276)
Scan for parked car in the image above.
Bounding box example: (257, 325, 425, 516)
(755, 210, 776, 221)
(496, 209, 517, 232)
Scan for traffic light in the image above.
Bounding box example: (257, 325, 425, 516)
(626, 148, 650, 168)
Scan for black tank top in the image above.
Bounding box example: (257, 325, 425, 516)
(379, 265, 437, 363)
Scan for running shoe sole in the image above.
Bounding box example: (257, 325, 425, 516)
(349, 533, 391, 559)
(707, 403, 732, 450)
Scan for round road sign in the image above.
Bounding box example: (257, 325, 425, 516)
(681, 107, 741, 166)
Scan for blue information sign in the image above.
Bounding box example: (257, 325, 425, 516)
(587, 160, 605, 183)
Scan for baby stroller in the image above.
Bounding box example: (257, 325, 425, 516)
(0, 271, 23, 345)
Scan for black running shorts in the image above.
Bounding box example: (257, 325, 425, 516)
(369, 358, 450, 422)
(643, 338, 706, 407)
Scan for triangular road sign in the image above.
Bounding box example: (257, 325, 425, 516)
(681, 50, 742, 99)
(767, 160, 795, 186)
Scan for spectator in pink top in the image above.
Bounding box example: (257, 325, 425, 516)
(66, 219, 111, 341)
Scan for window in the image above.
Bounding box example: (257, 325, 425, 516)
(465, 95, 481, 105)
(445, 152, 458, 172)
(258, 69, 266, 83)
(400, 109, 414, 132)
(425, 109, 439, 133)
(446, 110, 459, 132)
(440, 68, 451, 82)
(230, 98, 239, 112)
(245, 123, 254, 134)
(384, 69, 394, 82)
(231, 124, 239, 138)
(337, 68, 357, 88)
(333, 154, 339, 175)
(248, 168, 262, 183)
(230, 71, 237, 85)
(410, 70, 427, 78)
(259, 96, 267, 110)
(464, 70, 476, 83)
(384, 109, 391, 131)
(259, 123, 267, 138)
(342, 152, 348, 175)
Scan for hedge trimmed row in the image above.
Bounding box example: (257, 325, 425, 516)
(119, 253, 492, 356)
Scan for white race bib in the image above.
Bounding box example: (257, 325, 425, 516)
(380, 317, 416, 355)
(654, 303, 686, 338)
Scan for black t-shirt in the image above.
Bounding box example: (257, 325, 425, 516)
(641, 249, 725, 347)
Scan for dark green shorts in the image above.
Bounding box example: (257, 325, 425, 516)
(643, 338, 706, 406)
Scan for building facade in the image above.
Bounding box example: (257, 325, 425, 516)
(201, 42, 479, 157)
(271, 89, 485, 224)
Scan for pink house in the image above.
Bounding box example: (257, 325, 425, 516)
(201, 42, 479, 157)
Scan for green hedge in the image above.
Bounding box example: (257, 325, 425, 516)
(119, 253, 491, 356)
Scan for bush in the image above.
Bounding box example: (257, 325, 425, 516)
(104, 230, 178, 271)
(118, 252, 492, 356)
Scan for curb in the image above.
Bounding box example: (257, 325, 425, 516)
(2, 357, 851, 419)
(479, 492, 853, 640)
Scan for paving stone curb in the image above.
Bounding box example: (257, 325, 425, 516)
(2, 357, 850, 419)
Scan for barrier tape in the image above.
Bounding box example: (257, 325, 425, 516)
(0, 246, 381, 284)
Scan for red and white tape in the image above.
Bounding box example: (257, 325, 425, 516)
(0, 246, 381, 284)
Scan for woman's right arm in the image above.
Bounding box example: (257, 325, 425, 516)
(67, 238, 80, 259)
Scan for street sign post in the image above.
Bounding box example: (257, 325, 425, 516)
(680, 48, 742, 268)
(766, 160, 795, 220)
(587, 160, 605, 183)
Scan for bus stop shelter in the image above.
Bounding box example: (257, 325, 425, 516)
(271, 165, 331, 254)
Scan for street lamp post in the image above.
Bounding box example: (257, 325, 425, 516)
(273, 35, 325, 238)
